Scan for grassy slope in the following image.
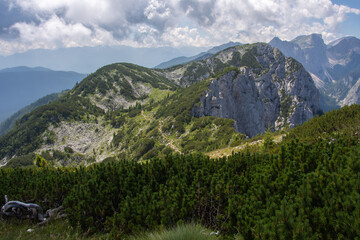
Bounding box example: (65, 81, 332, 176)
(0, 63, 178, 163)
(0, 219, 110, 240)
(109, 77, 245, 161)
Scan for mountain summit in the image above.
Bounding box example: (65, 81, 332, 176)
(164, 43, 321, 136)
(270, 34, 360, 109)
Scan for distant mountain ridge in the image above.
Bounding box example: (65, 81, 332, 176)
(0, 66, 85, 122)
(0, 45, 208, 73)
(0, 66, 52, 73)
(0, 91, 66, 137)
(155, 41, 242, 69)
(269, 34, 360, 110)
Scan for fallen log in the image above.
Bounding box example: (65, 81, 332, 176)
(1, 195, 66, 223)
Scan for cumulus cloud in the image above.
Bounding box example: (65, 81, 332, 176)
(0, 0, 359, 55)
(10, 15, 119, 49)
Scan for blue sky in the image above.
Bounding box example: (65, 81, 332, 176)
(332, 0, 360, 38)
(0, 0, 359, 55)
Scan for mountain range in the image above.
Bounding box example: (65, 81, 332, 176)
(0, 45, 208, 73)
(0, 91, 66, 137)
(1, 34, 360, 167)
(0, 43, 320, 166)
(269, 34, 360, 110)
(154, 41, 242, 69)
(0, 67, 85, 122)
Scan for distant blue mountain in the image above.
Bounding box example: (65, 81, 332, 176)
(0, 91, 67, 137)
(0, 66, 85, 122)
(0, 45, 208, 73)
(0, 66, 52, 73)
(155, 41, 242, 69)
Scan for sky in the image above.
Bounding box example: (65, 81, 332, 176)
(0, 0, 359, 56)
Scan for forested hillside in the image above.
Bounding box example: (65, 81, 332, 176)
(0, 104, 359, 239)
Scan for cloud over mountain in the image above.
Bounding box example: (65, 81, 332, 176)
(0, 0, 359, 55)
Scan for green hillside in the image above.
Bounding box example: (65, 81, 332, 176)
(0, 104, 359, 239)
(0, 70, 243, 165)
(0, 60, 249, 165)
(0, 63, 180, 164)
(0, 43, 322, 166)
(0, 95, 103, 161)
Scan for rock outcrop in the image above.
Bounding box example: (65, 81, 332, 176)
(191, 43, 321, 137)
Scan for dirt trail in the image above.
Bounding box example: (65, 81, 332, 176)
(141, 110, 181, 153)
(158, 120, 181, 153)
(207, 134, 284, 158)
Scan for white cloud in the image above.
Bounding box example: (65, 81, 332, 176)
(197, 0, 360, 43)
(12, 15, 91, 45)
(145, 0, 172, 20)
(162, 26, 208, 47)
(1, 0, 359, 54)
(1, 15, 119, 54)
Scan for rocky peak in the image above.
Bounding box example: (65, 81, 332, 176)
(269, 34, 360, 109)
(327, 37, 360, 59)
(292, 34, 325, 49)
(292, 34, 328, 76)
(191, 43, 321, 137)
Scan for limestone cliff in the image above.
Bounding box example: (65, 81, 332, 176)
(191, 43, 321, 137)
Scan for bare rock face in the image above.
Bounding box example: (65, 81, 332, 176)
(192, 71, 265, 137)
(192, 43, 321, 137)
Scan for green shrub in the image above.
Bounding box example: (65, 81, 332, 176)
(4, 154, 35, 168)
(64, 147, 74, 154)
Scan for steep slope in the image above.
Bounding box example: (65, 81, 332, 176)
(327, 37, 360, 106)
(269, 34, 329, 89)
(0, 66, 86, 122)
(269, 34, 360, 109)
(0, 44, 321, 166)
(0, 63, 180, 165)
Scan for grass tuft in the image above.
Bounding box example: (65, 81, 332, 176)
(128, 224, 218, 240)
